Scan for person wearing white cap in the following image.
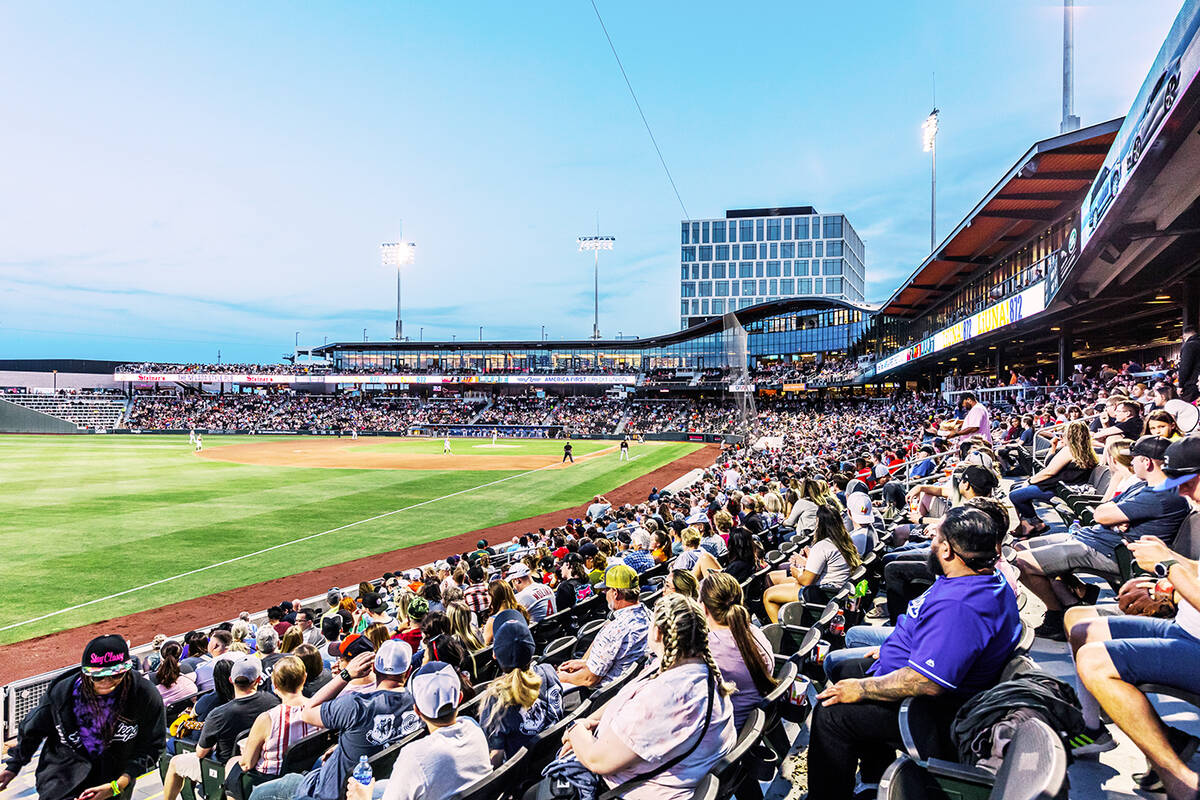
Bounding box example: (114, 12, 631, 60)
(250, 641, 421, 800)
(163, 657, 278, 800)
(507, 563, 556, 622)
(347, 662, 490, 800)
(845, 489, 877, 555)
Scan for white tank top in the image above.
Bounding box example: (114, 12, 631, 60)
(256, 703, 317, 775)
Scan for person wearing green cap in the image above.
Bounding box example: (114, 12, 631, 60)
(557, 564, 649, 688)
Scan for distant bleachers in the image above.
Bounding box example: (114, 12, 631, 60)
(2, 393, 125, 430)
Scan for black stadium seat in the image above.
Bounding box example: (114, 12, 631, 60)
(878, 716, 1066, 800)
(446, 746, 527, 800)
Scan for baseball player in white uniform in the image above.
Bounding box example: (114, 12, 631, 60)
(443, 437, 452, 454)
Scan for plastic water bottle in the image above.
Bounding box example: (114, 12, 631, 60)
(352, 755, 373, 786)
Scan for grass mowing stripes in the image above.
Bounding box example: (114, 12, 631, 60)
(0, 435, 700, 643)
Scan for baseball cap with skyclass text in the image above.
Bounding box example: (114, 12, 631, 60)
(81, 635, 133, 678)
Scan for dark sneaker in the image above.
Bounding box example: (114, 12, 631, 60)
(1131, 726, 1200, 788)
(1034, 615, 1067, 642)
(1069, 726, 1117, 756)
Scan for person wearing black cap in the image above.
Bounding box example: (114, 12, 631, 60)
(1012, 435, 1189, 641)
(0, 635, 166, 800)
(555, 553, 594, 610)
(479, 609, 564, 762)
(354, 591, 397, 635)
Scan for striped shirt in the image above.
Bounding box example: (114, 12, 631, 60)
(256, 703, 318, 776)
(463, 583, 491, 617)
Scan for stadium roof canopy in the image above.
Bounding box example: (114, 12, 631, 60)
(312, 296, 878, 354)
(879, 118, 1121, 319)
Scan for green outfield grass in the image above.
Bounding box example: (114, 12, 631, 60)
(0, 435, 702, 644)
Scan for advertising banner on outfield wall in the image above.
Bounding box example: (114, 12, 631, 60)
(326, 374, 636, 386)
(114, 373, 312, 384)
(116, 372, 638, 386)
(875, 281, 1047, 375)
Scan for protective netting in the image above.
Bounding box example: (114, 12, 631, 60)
(722, 311, 756, 430)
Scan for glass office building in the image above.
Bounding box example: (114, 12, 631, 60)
(680, 206, 867, 329)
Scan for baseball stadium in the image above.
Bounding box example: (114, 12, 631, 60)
(8, 3, 1200, 800)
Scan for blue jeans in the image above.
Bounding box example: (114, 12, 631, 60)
(824, 625, 892, 681)
(249, 773, 306, 800)
(1009, 483, 1056, 522)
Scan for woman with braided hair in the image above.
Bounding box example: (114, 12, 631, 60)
(1, 636, 165, 800)
(701, 572, 777, 728)
(562, 593, 735, 800)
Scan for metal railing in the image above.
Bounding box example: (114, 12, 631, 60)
(940, 384, 1068, 404)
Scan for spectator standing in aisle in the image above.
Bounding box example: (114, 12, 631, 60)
(1179, 326, 1200, 403)
(0, 636, 166, 800)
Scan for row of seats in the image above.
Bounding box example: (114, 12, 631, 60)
(3, 393, 125, 428)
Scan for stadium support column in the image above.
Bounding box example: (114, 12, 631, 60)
(1057, 333, 1073, 385)
(993, 347, 1004, 382)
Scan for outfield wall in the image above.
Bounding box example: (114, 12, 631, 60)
(0, 399, 80, 434)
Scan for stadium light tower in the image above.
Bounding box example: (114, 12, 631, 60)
(577, 234, 615, 339)
(381, 232, 417, 341)
(922, 106, 939, 253)
(1061, 0, 1081, 133)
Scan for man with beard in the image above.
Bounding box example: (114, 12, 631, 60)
(806, 506, 1020, 799)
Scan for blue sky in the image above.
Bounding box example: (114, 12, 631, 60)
(0, 1, 1185, 362)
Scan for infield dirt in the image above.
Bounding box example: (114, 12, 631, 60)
(197, 437, 618, 470)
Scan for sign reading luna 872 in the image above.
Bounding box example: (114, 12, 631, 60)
(876, 282, 1047, 375)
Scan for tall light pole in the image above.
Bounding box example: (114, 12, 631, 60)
(1061, 0, 1080, 133)
(578, 234, 615, 339)
(922, 107, 939, 252)
(381, 231, 417, 341)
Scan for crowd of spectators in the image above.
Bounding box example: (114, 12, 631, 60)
(17, 354, 1200, 800)
(118, 362, 333, 376)
(473, 396, 553, 426)
(548, 396, 625, 436)
(623, 400, 685, 433)
(129, 395, 422, 432)
(750, 358, 862, 385)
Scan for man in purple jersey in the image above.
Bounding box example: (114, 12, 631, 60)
(806, 506, 1021, 799)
